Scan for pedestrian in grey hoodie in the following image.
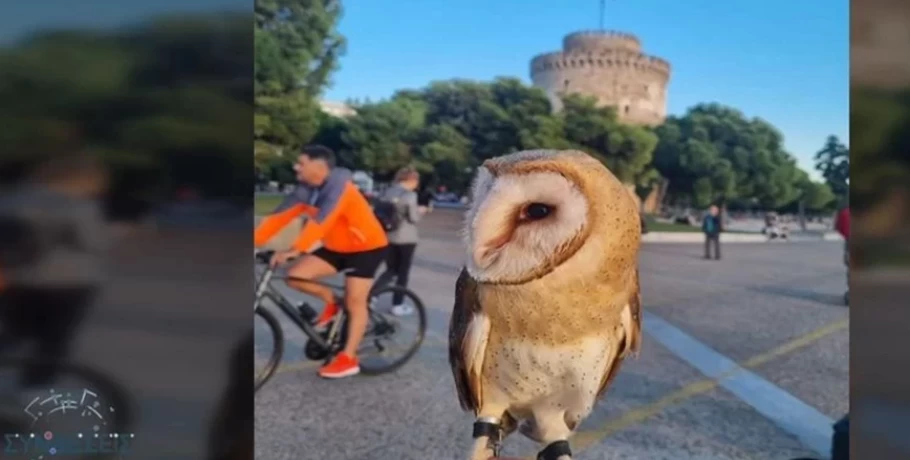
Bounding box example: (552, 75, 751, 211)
(0, 154, 108, 387)
(374, 167, 427, 316)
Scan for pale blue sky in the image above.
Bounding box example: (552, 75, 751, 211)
(0, 0, 248, 43)
(325, 0, 849, 179)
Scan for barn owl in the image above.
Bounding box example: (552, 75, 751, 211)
(448, 149, 642, 460)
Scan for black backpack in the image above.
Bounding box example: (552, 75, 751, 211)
(372, 196, 402, 233)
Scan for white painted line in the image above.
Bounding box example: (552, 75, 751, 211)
(643, 311, 834, 456)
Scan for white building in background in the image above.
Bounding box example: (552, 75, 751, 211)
(319, 100, 356, 118)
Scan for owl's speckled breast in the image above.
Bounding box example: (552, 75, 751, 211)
(481, 331, 618, 423)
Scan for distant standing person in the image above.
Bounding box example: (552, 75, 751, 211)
(703, 204, 722, 260)
(834, 204, 850, 304)
(375, 167, 427, 316)
(417, 187, 434, 212)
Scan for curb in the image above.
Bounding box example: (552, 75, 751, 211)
(642, 232, 843, 244)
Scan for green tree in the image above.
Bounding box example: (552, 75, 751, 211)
(419, 78, 565, 159)
(814, 135, 850, 201)
(0, 13, 253, 203)
(801, 181, 836, 211)
(334, 77, 565, 191)
(654, 103, 803, 209)
(559, 94, 657, 185)
(340, 97, 427, 178)
(785, 169, 837, 212)
(413, 124, 473, 191)
(254, 0, 345, 161)
(653, 117, 735, 208)
(310, 112, 350, 163)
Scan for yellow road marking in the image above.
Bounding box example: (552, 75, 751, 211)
(263, 312, 847, 458)
(569, 318, 848, 454)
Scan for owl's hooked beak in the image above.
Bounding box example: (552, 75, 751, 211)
(472, 246, 497, 269)
(472, 232, 512, 269)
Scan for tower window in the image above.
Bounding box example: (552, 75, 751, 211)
(624, 106, 630, 114)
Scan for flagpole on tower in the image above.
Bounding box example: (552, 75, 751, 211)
(599, 0, 606, 30)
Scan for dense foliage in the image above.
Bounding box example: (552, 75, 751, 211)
(264, 80, 844, 212)
(0, 12, 251, 212)
(255, 0, 344, 166)
(2, 0, 847, 215)
(850, 88, 908, 212)
(252, 2, 845, 213)
(653, 104, 844, 211)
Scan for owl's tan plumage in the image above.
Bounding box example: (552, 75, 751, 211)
(448, 149, 642, 460)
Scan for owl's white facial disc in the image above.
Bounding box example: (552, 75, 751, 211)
(463, 168, 589, 283)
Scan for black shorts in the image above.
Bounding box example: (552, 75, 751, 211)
(311, 246, 388, 279)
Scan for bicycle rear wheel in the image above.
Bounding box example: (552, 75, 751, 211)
(254, 307, 283, 392)
(356, 285, 427, 375)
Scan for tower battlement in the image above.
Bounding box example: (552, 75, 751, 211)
(529, 30, 672, 126)
(530, 50, 671, 79)
(563, 30, 641, 53)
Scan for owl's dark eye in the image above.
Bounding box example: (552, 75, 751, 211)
(522, 202, 553, 221)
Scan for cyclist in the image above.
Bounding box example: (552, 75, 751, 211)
(254, 145, 388, 379)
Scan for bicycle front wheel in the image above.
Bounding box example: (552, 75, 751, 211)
(356, 285, 427, 375)
(254, 307, 283, 392)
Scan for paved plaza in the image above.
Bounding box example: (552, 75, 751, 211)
(254, 209, 849, 460)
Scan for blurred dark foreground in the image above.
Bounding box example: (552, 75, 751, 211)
(0, 198, 253, 459)
(0, 2, 252, 459)
(851, 0, 910, 458)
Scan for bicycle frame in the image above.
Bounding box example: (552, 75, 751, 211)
(254, 266, 346, 351)
(253, 253, 427, 379)
(254, 258, 405, 357)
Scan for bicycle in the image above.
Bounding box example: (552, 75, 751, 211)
(253, 249, 427, 391)
(0, 358, 133, 460)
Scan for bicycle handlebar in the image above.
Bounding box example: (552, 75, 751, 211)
(255, 250, 274, 265)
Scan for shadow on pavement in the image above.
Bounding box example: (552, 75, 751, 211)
(745, 285, 846, 307)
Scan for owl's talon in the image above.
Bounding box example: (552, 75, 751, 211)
(537, 440, 572, 460)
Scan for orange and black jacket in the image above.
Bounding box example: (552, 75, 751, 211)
(254, 168, 388, 253)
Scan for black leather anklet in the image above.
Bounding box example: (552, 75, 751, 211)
(472, 420, 501, 440)
(537, 440, 571, 460)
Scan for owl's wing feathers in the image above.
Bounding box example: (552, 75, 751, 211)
(595, 268, 643, 398)
(449, 267, 491, 412)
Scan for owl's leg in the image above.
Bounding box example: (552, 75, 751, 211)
(520, 412, 581, 441)
(501, 411, 518, 438)
(518, 418, 544, 442)
(468, 415, 503, 460)
(530, 409, 573, 460)
(468, 404, 510, 460)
